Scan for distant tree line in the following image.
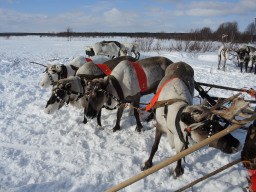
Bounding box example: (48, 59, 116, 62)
(1, 21, 255, 43)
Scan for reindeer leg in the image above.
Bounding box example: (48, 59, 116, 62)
(173, 137, 184, 177)
(141, 128, 162, 170)
(112, 104, 125, 132)
(240, 63, 243, 72)
(83, 108, 87, 124)
(218, 55, 221, 70)
(145, 109, 155, 122)
(245, 61, 248, 72)
(223, 59, 226, 71)
(97, 108, 103, 130)
(137, 52, 140, 60)
(174, 159, 184, 178)
(133, 96, 144, 132)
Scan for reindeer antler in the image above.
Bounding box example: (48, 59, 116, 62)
(30, 61, 47, 67)
(195, 93, 256, 125)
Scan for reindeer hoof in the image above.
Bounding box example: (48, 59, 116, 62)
(135, 126, 144, 133)
(141, 161, 152, 171)
(98, 125, 104, 130)
(112, 126, 121, 132)
(174, 166, 184, 178)
(83, 118, 87, 124)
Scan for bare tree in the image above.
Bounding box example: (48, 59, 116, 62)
(214, 21, 239, 42)
(200, 27, 212, 40)
(244, 22, 256, 43)
(66, 27, 72, 41)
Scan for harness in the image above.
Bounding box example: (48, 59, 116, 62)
(102, 75, 125, 110)
(130, 62, 147, 92)
(85, 58, 93, 62)
(145, 77, 214, 149)
(146, 77, 183, 111)
(53, 79, 86, 106)
(45, 65, 68, 85)
(96, 63, 112, 75)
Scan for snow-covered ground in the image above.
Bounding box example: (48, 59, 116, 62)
(1, 36, 256, 192)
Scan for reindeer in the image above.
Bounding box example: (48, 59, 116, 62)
(84, 56, 173, 132)
(236, 45, 256, 73)
(141, 62, 253, 177)
(248, 51, 256, 74)
(218, 45, 231, 71)
(39, 55, 111, 88)
(44, 56, 137, 128)
(217, 34, 235, 71)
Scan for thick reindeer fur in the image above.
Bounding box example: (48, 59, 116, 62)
(85, 56, 173, 132)
(76, 56, 137, 77)
(92, 41, 121, 59)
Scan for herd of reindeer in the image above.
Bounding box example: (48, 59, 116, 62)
(32, 40, 256, 182)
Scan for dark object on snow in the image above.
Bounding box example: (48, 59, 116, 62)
(242, 120, 256, 170)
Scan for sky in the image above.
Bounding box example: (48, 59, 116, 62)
(0, 0, 255, 33)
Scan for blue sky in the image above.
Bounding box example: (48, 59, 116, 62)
(0, 0, 255, 33)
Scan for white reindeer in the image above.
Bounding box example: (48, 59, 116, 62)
(122, 42, 140, 59)
(39, 55, 110, 88)
(218, 45, 230, 71)
(248, 51, 256, 74)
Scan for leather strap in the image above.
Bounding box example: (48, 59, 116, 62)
(108, 75, 124, 101)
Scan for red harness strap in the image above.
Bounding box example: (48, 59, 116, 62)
(96, 63, 112, 75)
(248, 170, 256, 191)
(130, 62, 147, 93)
(145, 77, 179, 111)
(85, 58, 93, 62)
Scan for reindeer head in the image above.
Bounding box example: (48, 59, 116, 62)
(236, 46, 250, 64)
(181, 93, 255, 154)
(44, 82, 72, 114)
(40, 64, 63, 88)
(84, 77, 110, 119)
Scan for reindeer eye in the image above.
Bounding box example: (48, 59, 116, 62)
(52, 70, 57, 74)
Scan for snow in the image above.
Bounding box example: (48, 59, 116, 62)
(1, 36, 256, 192)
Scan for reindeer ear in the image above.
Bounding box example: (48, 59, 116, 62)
(55, 65, 62, 72)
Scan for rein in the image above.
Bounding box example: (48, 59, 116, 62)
(53, 89, 70, 106)
(44, 64, 68, 86)
(53, 79, 86, 106)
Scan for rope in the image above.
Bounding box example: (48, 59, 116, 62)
(124, 104, 153, 121)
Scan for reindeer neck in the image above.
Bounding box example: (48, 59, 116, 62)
(71, 77, 85, 95)
(108, 75, 124, 101)
(65, 65, 76, 77)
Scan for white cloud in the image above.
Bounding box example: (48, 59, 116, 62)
(186, 0, 256, 17)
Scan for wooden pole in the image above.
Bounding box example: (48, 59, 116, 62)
(105, 123, 242, 192)
(196, 82, 245, 92)
(175, 158, 241, 192)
